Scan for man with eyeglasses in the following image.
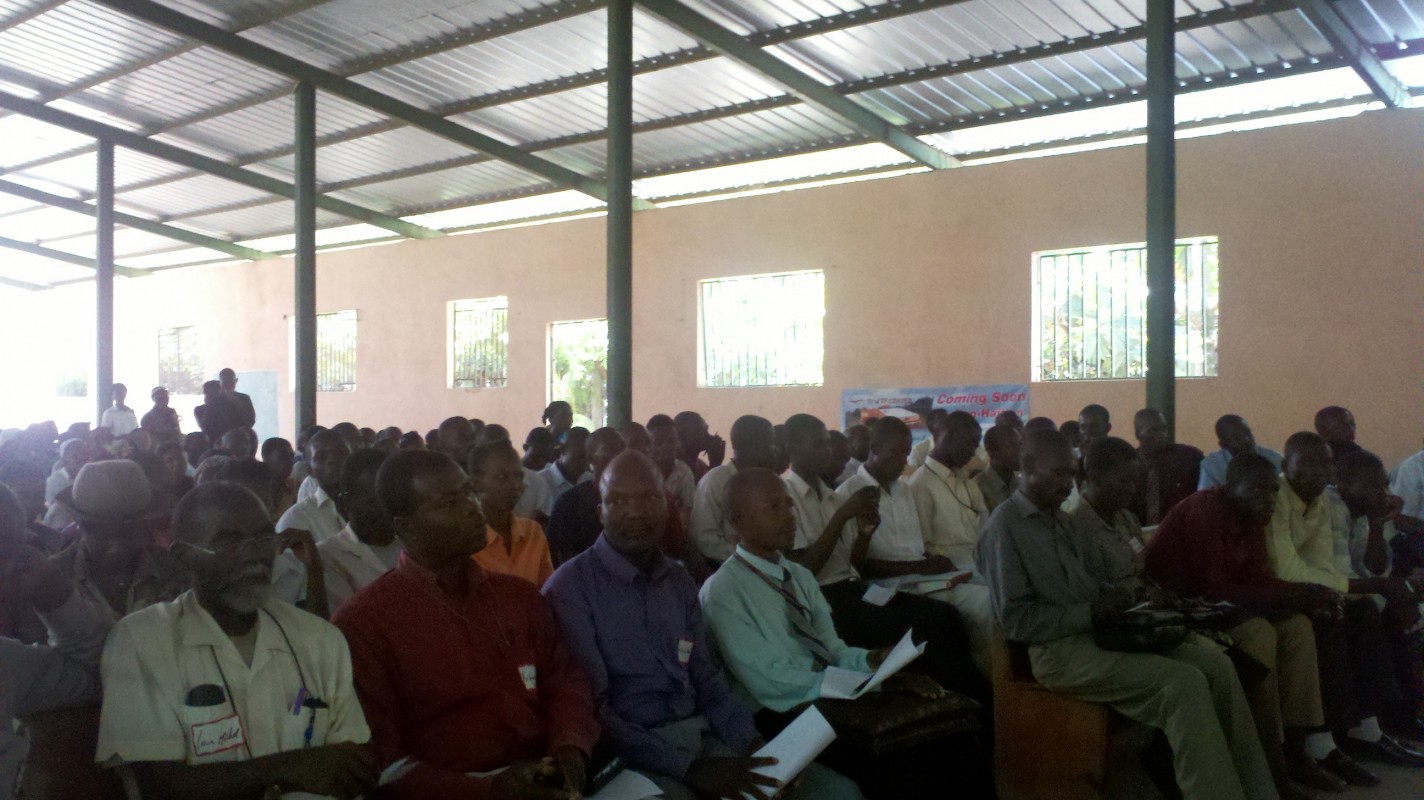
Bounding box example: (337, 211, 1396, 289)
(332, 450, 599, 800)
(96, 481, 376, 799)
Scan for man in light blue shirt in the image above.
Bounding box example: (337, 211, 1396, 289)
(1199, 415, 1283, 490)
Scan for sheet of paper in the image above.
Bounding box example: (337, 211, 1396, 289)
(747, 706, 837, 798)
(378, 757, 416, 786)
(819, 665, 873, 700)
(860, 582, 897, 606)
(855, 629, 926, 696)
(590, 769, 663, 800)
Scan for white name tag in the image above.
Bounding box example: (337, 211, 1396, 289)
(190, 713, 245, 757)
(519, 664, 537, 692)
(677, 638, 694, 666)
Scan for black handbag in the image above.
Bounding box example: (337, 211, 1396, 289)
(1092, 608, 1190, 653)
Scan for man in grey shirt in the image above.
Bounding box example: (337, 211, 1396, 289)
(0, 485, 110, 798)
(977, 429, 1275, 800)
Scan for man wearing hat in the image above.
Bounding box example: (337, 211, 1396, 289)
(50, 459, 183, 622)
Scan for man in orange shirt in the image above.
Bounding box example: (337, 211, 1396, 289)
(470, 442, 554, 587)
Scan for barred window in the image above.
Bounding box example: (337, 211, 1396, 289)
(698, 270, 824, 388)
(1032, 238, 1219, 382)
(550, 319, 607, 429)
(450, 297, 508, 388)
(157, 326, 204, 395)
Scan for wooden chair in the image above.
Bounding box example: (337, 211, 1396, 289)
(991, 632, 1149, 800)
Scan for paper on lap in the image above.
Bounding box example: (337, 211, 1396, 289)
(819, 629, 925, 700)
(375, 757, 662, 799)
(746, 706, 837, 799)
(863, 571, 973, 603)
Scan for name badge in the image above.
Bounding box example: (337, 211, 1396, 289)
(677, 638, 694, 666)
(519, 664, 537, 692)
(190, 713, 245, 757)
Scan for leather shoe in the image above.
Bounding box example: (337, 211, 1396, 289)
(1342, 733, 1424, 767)
(1318, 749, 1380, 787)
(1287, 757, 1346, 793)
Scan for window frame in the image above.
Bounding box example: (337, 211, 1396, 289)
(696, 269, 826, 389)
(448, 296, 510, 389)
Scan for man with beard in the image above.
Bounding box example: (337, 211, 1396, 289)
(95, 482, 375, 799)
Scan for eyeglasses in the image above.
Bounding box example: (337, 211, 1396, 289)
(175, 533, 282, 559)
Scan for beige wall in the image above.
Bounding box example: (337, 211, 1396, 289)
(113, 108, 1424, 464)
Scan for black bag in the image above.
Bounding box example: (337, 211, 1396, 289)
(1092, 608, 1190, 654)
(815, 690, 982, 756)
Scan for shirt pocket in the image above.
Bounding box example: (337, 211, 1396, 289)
(181, 705, 246, 763)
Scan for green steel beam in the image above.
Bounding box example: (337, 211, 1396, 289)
(97, 139, 115, 422)
(0, 90, 442, 239)
(0, 235, 143, 278)
(1145, 0, 1177, 436)
(93, 0, 610, 201)
(0, 179, 276, 261)
(294, 81, 318, 435)
(607, 0, 634, 428)
(634, 0, 958, 169)
(1295, 0, 1410, 108)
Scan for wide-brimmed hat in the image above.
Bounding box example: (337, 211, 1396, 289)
(56, 459, 166, 525)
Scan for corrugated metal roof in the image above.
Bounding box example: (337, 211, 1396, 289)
(0, 0, 1418, 286)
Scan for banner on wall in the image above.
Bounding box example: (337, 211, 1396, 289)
(840, 384, 1030, 443)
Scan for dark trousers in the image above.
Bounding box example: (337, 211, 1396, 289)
(1312, 596, 1404, 732)
(820, 579, 990, 703)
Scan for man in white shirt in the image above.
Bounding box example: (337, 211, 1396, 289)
(96, 482, 375, 800)
(837, 424, 870, 485)
(906, 410, 996, 673)
(690, 415, 778, 564)
(42, 439, 89, 531)
(1389, 440, 1424, 521)
(904, 409, 946, 473)
(540, 427, 591, 512)
(274, 430, 349, 606)
(316, 450, 401, 612)
(99, 383, 139, 437)
(648, 415, 697, 528)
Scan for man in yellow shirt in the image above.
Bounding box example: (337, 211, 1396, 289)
(469, 442, 554, 587)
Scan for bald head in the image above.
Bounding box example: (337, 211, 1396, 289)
(599, 450, 667, 559)
(1313, 406, 1355, 449)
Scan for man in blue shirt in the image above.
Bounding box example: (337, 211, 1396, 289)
(1199, 414, 1283, 490)
(544, 452, 861, 800)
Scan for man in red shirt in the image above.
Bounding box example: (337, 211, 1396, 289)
(333, 450, 598, 800)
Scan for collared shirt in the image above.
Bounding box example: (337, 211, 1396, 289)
(906, 437, 933, 472)
(543, 537, 759, 779)
(1198, 446, 1284, 490)
(975, 467, 1016, 515)
(546, 481, 603, 568)
(1071, 500, 1146, 587)
(698, 546, 871, 712)
(906, 457, 987, 567)
(43, 466, 69, 506)
(1265, 480, 1350, 593)
(513, 466, 552, 520)
(836, 457, 862, 487)
(49, 540, 184, 623)
(540, 462, 591, 513)
(1390, 449, 1424, 519)
(783, 469, 858, 586)
(690, 462, 739, 563)
(474, 517, 555, 588)
(332, 557, 598, 800)
(140, 406, 182, 442)
(295, 473, 318, 503)
(835, 466, 925, 563)
(978, 492, 1104, 645)
(1143, 488, 1294, 610)
(316, 524, 400, 612)
(1, 590, 109, 799)
(274, 485, 347, 604)
(101, 405, 139, 436)
(662, 460, 697, 514)
(97, 592, 369, 778)
(1327, 495, 1397, 579)
(1134, 443, 1205, 525)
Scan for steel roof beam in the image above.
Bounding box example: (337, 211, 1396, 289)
(0, 91, 441, 240)
(0, 235, 143, 278)
(91, 0, 611, 201)
(0, 275, 47, 291)
(0, 179, 276, 261)
(1294, 0, 1410, 107)
(634, 0, 956, 169)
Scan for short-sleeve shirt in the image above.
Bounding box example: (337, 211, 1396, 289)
(783, 470, 857, 586)
(473, 518, 555, 588)
(835, 466, 925, 563)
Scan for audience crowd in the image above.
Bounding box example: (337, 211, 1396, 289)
(2, 372, 1423, 800)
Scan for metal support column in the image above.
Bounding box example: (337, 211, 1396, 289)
(96, 139, 115, 424)
(606, 0, 634, 428)
(1145, 0, 1177, 437)
(294, 82, 318, 434)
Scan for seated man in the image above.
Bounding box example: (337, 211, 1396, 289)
(1146, 451, 1383, 787)
(468, 442, 555, 586)
(96, 482, 376, 800)
(276, 428, 350, 544)
(316, 449, 400, 612)
(782, 414, 984, 701)
(1132, 408, 1204, 524)
(544, 452, 861, 800)
(981, 430, 1275, 800)
(648, 415, 697, 530)
(517, 427, 557, 524)
(541, 427, 592, 512)
(1265, 433, 1423, 768)
(974, 424, 1020, 515)
(905, 410, 997, 673)
(1313, 406, 1362, 476)
(1199, 414, 1283, 490)
(546, 428, 626, 568)
(690, 415, 779, 565)
(0, 486, 111, 799)
(332, 451, 598, 799)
